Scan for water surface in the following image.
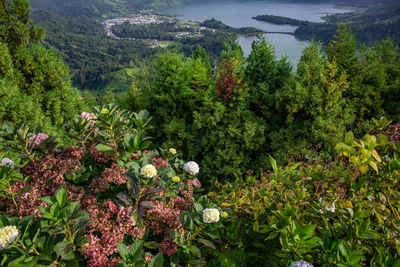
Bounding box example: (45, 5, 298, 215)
(160, 0, 349, 66)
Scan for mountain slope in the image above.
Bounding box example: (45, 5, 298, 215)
(295, 2, 400, 46)
(29, 0, 183, 18)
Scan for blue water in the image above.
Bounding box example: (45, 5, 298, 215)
(159, 0, 349, 66)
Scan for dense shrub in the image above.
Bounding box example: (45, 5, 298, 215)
(207, 126, 400, 266)
(0, 106, 228, 266)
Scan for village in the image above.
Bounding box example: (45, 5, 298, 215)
(102, 14, 213, 47)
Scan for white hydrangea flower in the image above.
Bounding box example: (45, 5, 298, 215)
(319, 198, 336, 213)
(140, 164, 157, 178)
(183, 161, 199, 176)
(202, 208, 220, 223)
(1, 158, 14, 167)
(325, 203, 336, 213)
(0, 225, 19, 250)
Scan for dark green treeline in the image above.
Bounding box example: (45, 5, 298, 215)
(115, 26, 400, 182)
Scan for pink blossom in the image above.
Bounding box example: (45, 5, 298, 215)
(191, 178, 201, 188)
(80, 112, 97, 125)
(145, 254, 154, 263)
(89, 145, 113, 163)
(28, 133, 49, 146)
(146, 202, 182, 235)
(159, 235, 178, 256)
(90, 163, 127, 193)
(152, 157, 169, 169)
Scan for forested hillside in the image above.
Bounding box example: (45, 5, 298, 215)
(30, 10, 155, 90)
(295, 2, 400, 46)
(29, 0, 183, 18)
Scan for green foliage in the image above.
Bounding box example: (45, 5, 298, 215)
(0, 0, 84, 136)
(327, 24, 359, 77)
(209, 139, 400, 266)
(143, 51, 210, 151)
(28, 0, 182, 18)
(270, 41, 354, 161)
(252, 15, 309, 26)
(335, 131, 382, 174)
(0, 121, 58, 162)
(365, 40, 400, 121)
(244, 37, 292, 129)
(0, 186, 90, 266)
(117, 241, 164, 267)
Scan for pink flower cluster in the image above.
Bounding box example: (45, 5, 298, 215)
(90, 163, 127, 193)
(29, 133, 49, 146)
(145, 254, 154, 263)
(80, 112, 97, 125)
(89, 145, 113, 163)
(152, 157, 169, 169)
(169, 196, 188, 210)
(81, 197, 146, 266)
(159, 235, 178, 256)
(4, 146, 85, 217)
(190, 178, 202, 188)
(146, 202, 182, 236)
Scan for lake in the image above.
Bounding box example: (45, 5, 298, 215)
(159, 0, 349, 66)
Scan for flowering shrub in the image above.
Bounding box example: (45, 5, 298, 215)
(80, 111, 97, 125)
(208, 134, 400, 266)
(4, 105, 397, 266)
(0, 105, 226, 266)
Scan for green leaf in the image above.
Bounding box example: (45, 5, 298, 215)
(55, 186, 67, 207)
(345, 131, 354, 146)
(187, 244, 202, 258)
(54, 242, 73, 258)
(197, 238, 216, 249)
(118, 243, 129, 259)
(149, 253, 164, 267)
(126, 161, 141, 174)
(95, 143, 114, 153)
(144, 241, 160, 249)
(40, 196, 55, 206)
(61, 250, 75, 261)
(268, 154, 278, 175)
(302, 223, 316, 240)
(129, 240, 144, 258)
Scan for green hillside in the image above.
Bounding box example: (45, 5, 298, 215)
(295, 2, 400, 46)
(29, 0, 184, 18)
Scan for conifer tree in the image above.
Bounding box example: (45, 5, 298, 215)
(327, 24, 383, 128)
(244, 37, 292, 130)
(326, 23, 358, 78)
(146, 51, 210, 150)
(0, 0, 83, 133)
(270, 41, 354, 161)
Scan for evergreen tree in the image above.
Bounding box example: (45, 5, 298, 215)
(326, 24, 385, 127)
(359, 40, 400, 121)
(0, 0, 83, 134)
(145, 51, 210, 150)
(326, 23, 358, 78)
(244, 37, 292, 130)
(192, 56, 266, 181)
(270, 41, 354, 161)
